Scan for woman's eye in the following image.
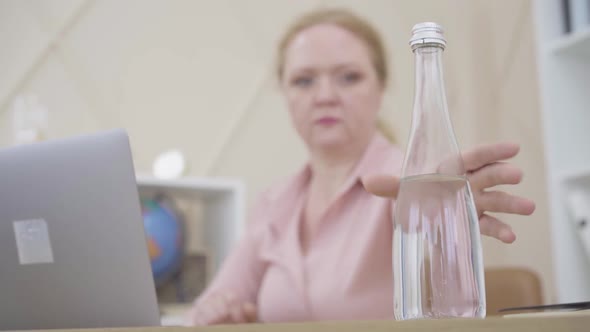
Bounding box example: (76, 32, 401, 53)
(340, 72, 362, 84)
(292, 76, 314, 87)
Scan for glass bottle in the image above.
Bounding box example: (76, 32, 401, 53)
(392, 22, 486, 320)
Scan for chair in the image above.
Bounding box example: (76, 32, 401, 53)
(484, 267, 543, 315)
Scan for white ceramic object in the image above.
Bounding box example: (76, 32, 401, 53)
(153, 149, 187, 180)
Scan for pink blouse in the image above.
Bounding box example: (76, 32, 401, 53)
(193, 134, 404, 323)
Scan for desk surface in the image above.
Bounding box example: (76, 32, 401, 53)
(20, 311, 590, 332)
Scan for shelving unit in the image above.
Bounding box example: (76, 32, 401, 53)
(547, 26, 590, 56)
(557, 168, 590, 184)
(534, 0, 590, 303)
(136, 174, 246, 276)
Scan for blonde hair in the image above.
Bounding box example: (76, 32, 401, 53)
(276, 8, 395, 143)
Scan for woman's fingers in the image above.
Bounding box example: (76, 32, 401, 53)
(187, 292, 257, 325)
(469, 162, 523, 190)
(364, 143, 520, 196)
(462, 142, 520, 171)
(229, 302, 257, 323)
(477, 190, 536, 216)
(191, 300, 223, 325)
(196, 293, 234, 324)
(243, 303, 258, 323)
(229, 305, 247, 323)
(187, 306, 206, 326)
(362, 142, 533, 245)
(208, 294, 232, 324)
(479, 214, 516, 243)
(362, 174, 400, 198)
(364, 143, 521, 197)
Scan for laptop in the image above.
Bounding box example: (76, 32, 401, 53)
(0, 129, 161, 330)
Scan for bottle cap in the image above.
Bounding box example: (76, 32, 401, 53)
(409, 22, 446, 50)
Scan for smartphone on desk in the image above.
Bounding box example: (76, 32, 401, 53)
(499, 301, 590, 317)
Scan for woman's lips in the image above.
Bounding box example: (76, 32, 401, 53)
(315, 116, 340, 126)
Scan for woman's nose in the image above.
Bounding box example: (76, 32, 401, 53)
(313, 77, 339, 106)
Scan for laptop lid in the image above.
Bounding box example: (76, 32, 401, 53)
(0, 129, 160, 330)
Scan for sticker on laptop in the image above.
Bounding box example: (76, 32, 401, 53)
(13, 219, 55, 265)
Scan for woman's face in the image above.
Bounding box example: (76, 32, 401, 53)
(281, 23, 384, 151)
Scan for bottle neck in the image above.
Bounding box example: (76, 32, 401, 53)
(412, 45, 448, 124)
(401, 45, 463, 177)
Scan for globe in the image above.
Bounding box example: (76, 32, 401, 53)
(142, 197, 184, 287)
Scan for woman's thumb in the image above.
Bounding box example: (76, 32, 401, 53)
(362, 174, 401, 198)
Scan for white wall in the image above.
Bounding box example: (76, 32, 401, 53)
(0, 0, 555, 301)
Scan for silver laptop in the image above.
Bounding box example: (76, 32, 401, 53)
(0, 129, 161, 330)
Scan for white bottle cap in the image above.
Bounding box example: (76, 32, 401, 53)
(409, 22, 446, 50)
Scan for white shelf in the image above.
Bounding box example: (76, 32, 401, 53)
(136, 174, 246, 276)
(547, 27, 590, 57)
(557, 168, 590, 184)
(535, 0, 590, 303)
(136, 174, 243, 200)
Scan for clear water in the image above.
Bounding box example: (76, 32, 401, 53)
(393, 174, 486, 320)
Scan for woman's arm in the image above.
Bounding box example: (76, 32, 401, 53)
(364, 142, 535, 243)
(382, 142, 535, 314)
(186, 195, 270, 325)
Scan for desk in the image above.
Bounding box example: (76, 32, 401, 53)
(31, 311, 590, 332)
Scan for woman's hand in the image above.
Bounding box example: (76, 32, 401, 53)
(186, 292, 257, 325)
(362, 142, 535, 243)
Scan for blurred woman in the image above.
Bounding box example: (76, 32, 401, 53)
(187, 8, 535, 325)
